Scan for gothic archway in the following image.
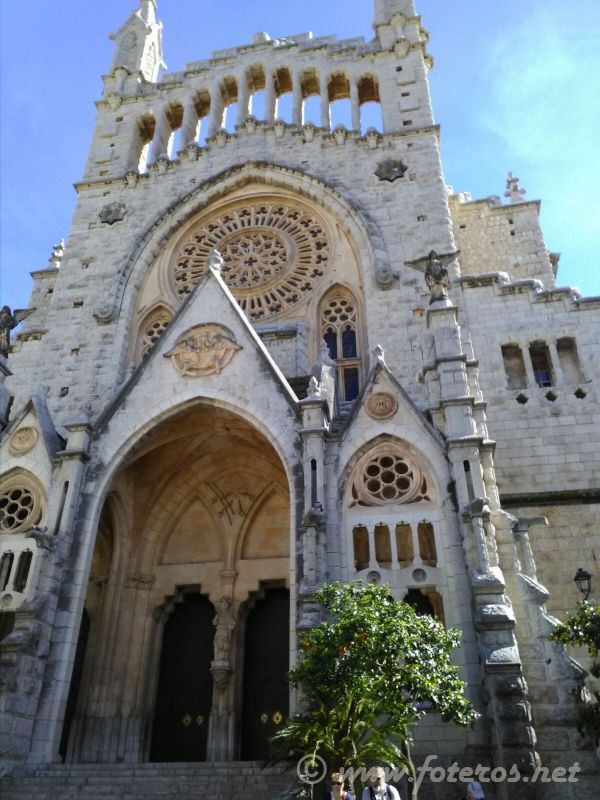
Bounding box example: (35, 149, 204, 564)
(63, 404, 291, 764)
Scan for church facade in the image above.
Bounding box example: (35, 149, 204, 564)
(0, 1, 598, 797)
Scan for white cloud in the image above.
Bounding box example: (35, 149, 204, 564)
(476, 8, 600, 288)
(482, 11, 598, 160)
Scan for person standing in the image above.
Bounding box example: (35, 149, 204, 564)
(328, 772, 354, 800)
(360, 767, 401, 800)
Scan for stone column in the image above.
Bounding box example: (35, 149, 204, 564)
(207, 592, 237, 761)
(207, 82, 225, 137)
(264, 70, 276, 123)
(292, 71, 303, 126)
(521, 342, 537, 388)
(547, 341, 564, 386)
(320, 77, 330, 130)
(236, 75, 250, 125)
(21, 420, 95, 765)
(179, 95, 199, 148)
(297, 367, 333, 628)
(350, 80, 361, 131)
(148, 104, 171, 163)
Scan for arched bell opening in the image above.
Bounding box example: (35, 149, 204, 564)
(61, 403, 291, 764)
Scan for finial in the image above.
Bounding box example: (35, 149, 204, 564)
(206, 249, 224, 274)
(504, 172, 526, 204)
(373, 344, 386, 365)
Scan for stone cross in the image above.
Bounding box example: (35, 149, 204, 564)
(505, 172, 526, 204)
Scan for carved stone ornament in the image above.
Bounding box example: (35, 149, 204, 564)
(9, 427, 39, 456)
(375, 159, 408, 182)
(99, 202, 126, 225)
(366, 392, 398, 420)
(424, 250, 450, 305)
(164, 324, 242, 377)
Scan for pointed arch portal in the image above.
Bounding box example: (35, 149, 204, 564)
(63, 404, 291, 764)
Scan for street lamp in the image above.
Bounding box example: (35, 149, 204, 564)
(573, 568, 592, 600)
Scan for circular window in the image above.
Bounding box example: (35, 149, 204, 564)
(172, 203, 331, 321)
(349, 445, 431, 507)
(0, 481, 42, 534)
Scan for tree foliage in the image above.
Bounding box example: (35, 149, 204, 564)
(270, 582, 477, 796)
(550, 600, 600, 661)
(550, 600, 600, 747)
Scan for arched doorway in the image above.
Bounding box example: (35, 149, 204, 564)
(150, 593, 214, 762)
(64, 404, 291, 763)
(241, 586, 290, 760)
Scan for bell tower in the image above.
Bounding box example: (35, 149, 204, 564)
(109, 0, 165, 82)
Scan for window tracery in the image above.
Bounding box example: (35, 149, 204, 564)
(348, 444, 431, 507)
(0, 476, 43, 534)
(172, 204, 331, 321)
(320, 290, 361, 401)
(140, 308, 173, 358)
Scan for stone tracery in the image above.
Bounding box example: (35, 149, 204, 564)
(0, 476, 43, 534)
(171, 204, 330, 321)
(348, 444, 431, 507)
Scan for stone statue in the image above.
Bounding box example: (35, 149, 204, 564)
(213, 597, 236, 662)
(424, 250, 449, 305)
(0, 306, 30, 357)
(307, 376, 321, 398)
(49, 239, 65, 267)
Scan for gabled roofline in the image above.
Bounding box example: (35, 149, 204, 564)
(337, 356, 445, 450)
(0, 391, 65, 463)
(93, 263, 299, 436)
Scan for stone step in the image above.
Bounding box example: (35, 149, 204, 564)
(0, 762, 294, 800)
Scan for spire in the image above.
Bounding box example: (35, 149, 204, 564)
(139, 0, 158, 25)
(109, 0, 165, 82)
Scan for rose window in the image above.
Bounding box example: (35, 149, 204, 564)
(349, 446, 431, 507)
(0, 486, 40, 533)
(220, 231, 287, 288)
(172, 204, 330, 321)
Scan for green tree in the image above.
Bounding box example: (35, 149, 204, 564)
(550, 600, 600, 749)
(269, 581, 477, 799)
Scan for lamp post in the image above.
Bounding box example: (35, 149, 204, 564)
(573, 568, 592, 601)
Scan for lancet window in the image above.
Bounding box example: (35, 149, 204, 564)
(319, 289, 361, 402)
(138, 307, 173, 360)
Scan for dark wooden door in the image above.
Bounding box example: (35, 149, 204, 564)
(150, 594, 214, 762)
(241, 587, 289, 760)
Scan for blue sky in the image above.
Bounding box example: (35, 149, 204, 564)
(1, 0, 598, 309)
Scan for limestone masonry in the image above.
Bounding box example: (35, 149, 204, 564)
(0, 1, 598, 798)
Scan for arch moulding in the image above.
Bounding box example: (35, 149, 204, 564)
(95, 162, 394, 335)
